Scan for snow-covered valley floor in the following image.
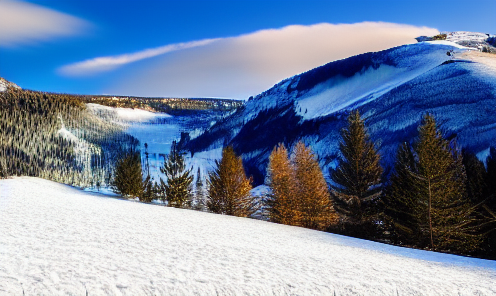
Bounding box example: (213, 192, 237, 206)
(1, 177, 495, 295)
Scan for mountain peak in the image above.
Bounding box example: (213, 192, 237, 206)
(416, 31, 496, 53)
(0, 77, 22, 92)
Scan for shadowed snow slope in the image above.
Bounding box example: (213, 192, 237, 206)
(184, 41, 496, 184)
(1, 177, 495, 295)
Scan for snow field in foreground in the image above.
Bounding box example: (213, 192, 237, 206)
(1, 177, 495, 295)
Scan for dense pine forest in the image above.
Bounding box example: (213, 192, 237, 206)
(0, 86, 139, 187)
(0, 81, 243, 187)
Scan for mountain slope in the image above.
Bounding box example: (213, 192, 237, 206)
(1, 177, 495, 295)
(184, 41, 496, 184)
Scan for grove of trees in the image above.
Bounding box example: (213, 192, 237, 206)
(1, 81, 494, 258)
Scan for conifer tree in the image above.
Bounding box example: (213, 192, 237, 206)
(415, 114, 479, 251)
(159, 141, 193, 208)
(384, 142, 420, 245)
(462, 149, 487, 204)
(482, 147, 496, 257)
(113, 150, 144, 198)
(207, 146, 254, 217)
(193, 167, 205, 211)
(389, 114, 480, 252)
(141, 175, 154, 203)
(330, 110, 383, 233)
(292, 141, 338, 230)
(267, 143, 300, 226)
(486, 147, 496, 202)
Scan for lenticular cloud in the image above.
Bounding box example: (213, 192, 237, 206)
(60, 22, 439, 99)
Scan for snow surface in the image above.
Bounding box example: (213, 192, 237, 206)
(0, 78, 21, 92)
(1, 177, 495, 295)
(86, 103, 224, 183)
(86, 103, 171, 123)
(296, 42, 466, 120)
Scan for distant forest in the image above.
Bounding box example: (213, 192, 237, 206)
(0, 85, 242, 187)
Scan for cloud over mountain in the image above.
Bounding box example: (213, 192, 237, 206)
(61, 22, 439, 99)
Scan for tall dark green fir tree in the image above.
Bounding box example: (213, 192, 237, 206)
(159, 141, 193, 208)
(384, 142, 420, 245)
(330, 110, 383, 236)
(113, 150, 144, 198)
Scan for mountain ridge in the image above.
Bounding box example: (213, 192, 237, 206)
(183, 40, 496, 185)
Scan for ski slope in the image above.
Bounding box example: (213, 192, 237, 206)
(1, 177, 495, 295)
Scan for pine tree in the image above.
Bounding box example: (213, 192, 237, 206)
(415, 114, 480, 251)
(266, 143, 300, 226)
(486, 147, 496, 203)
(330, 110, 383, 235)
(384, 142, 420, 245)
(113, 150, 144, 198)
(482, 147, 496, 257)
(462, 149, 487, 204)
(207, 146, 254, 217)
(159, 141, 193, 208)
(389, 114, 480, 252)
(292, 141, 338, 230)
(193, 167, 205, 211)
(141, 175, 154, 203)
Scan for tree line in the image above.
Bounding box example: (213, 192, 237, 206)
(83, 96, 243, 114)
(0, 87, 138, 187)
(114, 110, 495, 259)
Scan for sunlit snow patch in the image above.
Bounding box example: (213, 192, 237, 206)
(296, 42, 467, 120)
(86, 103, 171, 124)
(1, 177, 495, 295)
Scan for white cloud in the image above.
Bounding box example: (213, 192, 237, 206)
(62, 22, 439, 99)
(59, 38, 220, 76)
(0, 0, 88, 47)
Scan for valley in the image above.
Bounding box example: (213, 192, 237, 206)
(1, 30, 496, 295)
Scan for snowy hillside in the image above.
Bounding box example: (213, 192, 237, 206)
(184, 41, 496, 184)
(0, 77, 21, 92)
(87, 103, 227, 183)
(1, 177, 495, 295)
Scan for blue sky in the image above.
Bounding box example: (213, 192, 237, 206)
(1, 0, 495, 99)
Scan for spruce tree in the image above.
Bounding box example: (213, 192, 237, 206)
(486, 147, 496, 202)
(384, 142, 420, 245)
(292, 141, 338, 230)
(390, 114, 480, 252)
(207, 146, 254, 217)
(482, 147, 496, 257)
(193, 167, 205, 211)
(266, 143, 301, 226)
(113, 151, 144, 198)
(330, 110, 383, 234)
(462, 149, 487, 204)
(415, 114, 480, 251)
(159, 141, 193, 208)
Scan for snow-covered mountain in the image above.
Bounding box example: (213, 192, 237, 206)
(0, 77, 21, 92)
(184, 40, 496, 184)
(1, 177, 495, 295)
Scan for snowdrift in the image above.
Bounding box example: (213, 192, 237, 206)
(1, 177, 495, 295)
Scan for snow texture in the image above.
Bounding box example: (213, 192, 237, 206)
(1, 177, 495, 295)
(296, 41, 465, 120)
(0, 77, 21, 92)
(86, 103, 171, 124)
(184, 41, 496, 185)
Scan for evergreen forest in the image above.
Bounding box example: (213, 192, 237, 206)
(1, 82, 495, 260)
